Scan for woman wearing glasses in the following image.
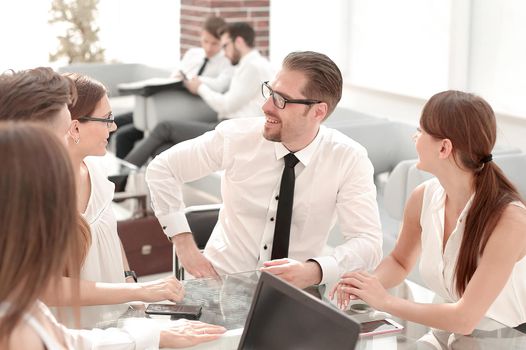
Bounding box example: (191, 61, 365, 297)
(61, 73, 184, 328)
(0, 68, 186, 330)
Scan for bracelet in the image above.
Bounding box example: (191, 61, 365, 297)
(124, 270, 138, 282)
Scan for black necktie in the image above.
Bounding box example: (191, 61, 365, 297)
(196, 57, 209, 76)
(271, 153, 300, 259)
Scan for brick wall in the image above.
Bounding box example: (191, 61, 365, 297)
(180, 0, 270, 58)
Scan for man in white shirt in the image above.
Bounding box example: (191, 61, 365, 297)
(124, 22, 274, 167)
(146, 51, 383, 288)
(115, 16, 233, 160)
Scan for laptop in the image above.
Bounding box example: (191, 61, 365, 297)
(238, 272, 360, 349)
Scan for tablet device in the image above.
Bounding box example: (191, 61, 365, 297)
(359, 318, 404, 337)
(145, 303, 202, 320)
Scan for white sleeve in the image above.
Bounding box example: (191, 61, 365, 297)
(145, 126, 226, 238)
(196, 63, 260, 116)
(170, 49, 201, 79)
(64, 318, 161, 350)
(199, 63, 234, 93)
(311, 151, 383, 284)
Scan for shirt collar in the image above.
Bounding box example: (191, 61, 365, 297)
(239, 49, 259, 66)
(273, 125, 324, 166)
(208, 50, 224, 62)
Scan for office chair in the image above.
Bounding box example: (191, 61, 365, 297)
(173, 204, 221, 280)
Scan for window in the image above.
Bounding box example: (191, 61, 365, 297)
(468, 0, 526, 117)
(347, 0, 451, 99)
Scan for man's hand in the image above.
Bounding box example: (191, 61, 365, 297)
(183, 77, 201, 95)
(135, 276, 185, 302)
(173, 233, 219, 278)
(260, 258, 322, 288)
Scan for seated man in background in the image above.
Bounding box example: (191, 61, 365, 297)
(114, 15, 233, 159)
(124, 21, 274, 167)
(146, 51, 383, 288)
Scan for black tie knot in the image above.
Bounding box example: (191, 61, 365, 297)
(284, 153, 299, 168)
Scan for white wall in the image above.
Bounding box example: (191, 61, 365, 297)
(269, 0, 349, 74)
(269, 0, 526, 152)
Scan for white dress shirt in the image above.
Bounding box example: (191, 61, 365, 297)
(172, 48, 233, 93)
(196, 50, 274, 120)
(146, 118, 383, 284)
(419, 178, 526, 327)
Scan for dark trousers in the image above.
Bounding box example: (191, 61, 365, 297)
(124, 119, 219, 167)
(115, 124, 144, 159)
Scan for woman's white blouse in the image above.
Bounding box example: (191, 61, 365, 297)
(419, 178, 526, 327)
(77, 156, 128, 328)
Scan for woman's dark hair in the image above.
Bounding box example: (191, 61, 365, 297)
(63, 73, 107, 121)
(420, 90, 523, 296)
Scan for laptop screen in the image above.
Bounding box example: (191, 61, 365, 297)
(238, 272, 360, 350)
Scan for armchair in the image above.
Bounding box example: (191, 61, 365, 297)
(337, 120, 418, 176)
(384, 151, 526, 221)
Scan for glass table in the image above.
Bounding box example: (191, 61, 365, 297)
(117, 271, 526, 349)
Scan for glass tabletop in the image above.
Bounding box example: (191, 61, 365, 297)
(177, 271, 260, 330)
(117, 271, 526, 349)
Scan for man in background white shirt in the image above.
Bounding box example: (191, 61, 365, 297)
(115, 16, 233, 160)
(146, 51, 383, 288)
(124, 22, 273, 167)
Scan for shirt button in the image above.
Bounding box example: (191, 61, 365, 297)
(264, 245, 268, 250)
(275, 196, 279, 200)
(270, 217, 274, 221)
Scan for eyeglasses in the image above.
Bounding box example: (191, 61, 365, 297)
(78, 112, 114, 128)
(261, 81, 322, 109)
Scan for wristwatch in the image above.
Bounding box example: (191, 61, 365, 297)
(124, 270, 138, 282)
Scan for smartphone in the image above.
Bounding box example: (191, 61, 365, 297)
(145, 303, 202, 320)
(179, 70, 188, 81)
(359, 318, 404, 337)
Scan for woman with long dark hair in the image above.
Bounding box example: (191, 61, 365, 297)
(333, 90, 526, 334)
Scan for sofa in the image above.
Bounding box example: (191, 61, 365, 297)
(58, 63, 171, 118)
